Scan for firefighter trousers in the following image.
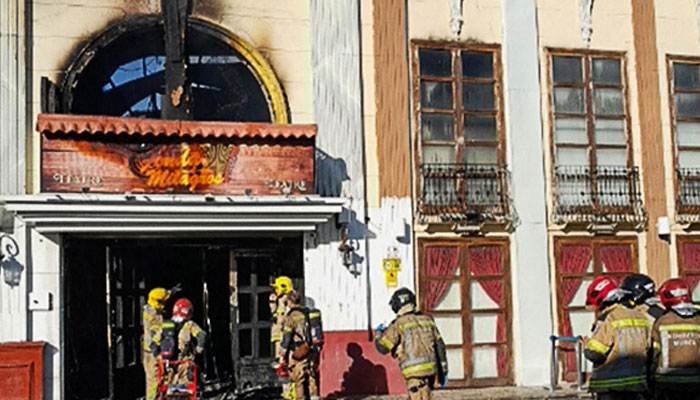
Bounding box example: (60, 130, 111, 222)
(655, 389, 700, 400)
(405, 376, 434, 400)
(289, 357, 319, 400)
(142, 352, 158, 400)
(594, 392, 650, 400)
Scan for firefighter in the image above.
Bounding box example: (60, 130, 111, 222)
(143, 287, 170, 400)
(620, 274, 665, 322)
(651, 278, 700, 400)
(620, 274, 664, 395)
(270, 276, 295, 365)
(374, 288, 448, 400)
(583, 276, 652, 400)
(171, 298, 206, 388)
(280, 291, 320, 400)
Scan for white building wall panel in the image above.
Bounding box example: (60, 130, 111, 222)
(0, 221, 28, 342)
(503, 0, 553, 386)
(28, 231, 62, 400)
(0, 0, 27, 195)
(367, 197, 415, 327)
(308, 0, 368, 331)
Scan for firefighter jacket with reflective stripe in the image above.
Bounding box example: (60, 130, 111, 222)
(270, 293, 289, 344)
(651, 309, 700, 390)
(636, 302, 665, 324)
(142, 304, 163, 354)
(584, 303, 651, 392)
(179, 320, 207, 361)
(374, 304, 448, 379)
(280, 307, 310, 354)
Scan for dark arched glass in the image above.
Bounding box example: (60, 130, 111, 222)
(69, 24, 271, 122)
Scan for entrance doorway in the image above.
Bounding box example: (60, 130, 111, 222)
(63, 236, 302, 400)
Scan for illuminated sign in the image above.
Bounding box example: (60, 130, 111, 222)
(41, 136, 314, 196)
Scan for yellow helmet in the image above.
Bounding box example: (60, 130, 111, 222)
(271, 276, 294, 295)
(148, 287, 170, 311)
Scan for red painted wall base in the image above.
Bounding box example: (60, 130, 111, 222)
(0, 342, 45, 400)
(319, 330, 406, 397)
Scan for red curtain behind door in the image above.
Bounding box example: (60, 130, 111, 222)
(424, 246, 459, 310)
(601, 245, 632, 277)
(682, 242, 700, 294)
(469, 246, 506, 377)
(559, 245, 592, 373)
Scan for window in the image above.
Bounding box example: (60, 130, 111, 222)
(549, 51, 641, 223)
(670, 59, 700, 211)
(414, 43, 508, 219)
(551, 53, 628, 169)
(554, 237, 637, 379)
(415, 44, 502, 167)
(418, 239, 512, 386)
(65, 21, 276, 122)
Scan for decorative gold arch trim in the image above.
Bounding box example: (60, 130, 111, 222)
(193, 18, 290, 124)
(63, 16, 290, 124)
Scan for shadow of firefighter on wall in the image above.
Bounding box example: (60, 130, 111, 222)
(327, 343, 389, 398)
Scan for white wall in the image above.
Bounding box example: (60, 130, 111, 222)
(502, 0, 553, 386)
(0, 217, 62, 398)
(306, 0, 368, 331)
(0, 0, 27, 194)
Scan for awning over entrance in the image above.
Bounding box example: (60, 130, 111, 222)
(0, 194, 345, 233)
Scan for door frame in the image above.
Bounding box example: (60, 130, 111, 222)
(417, 237, 514, 387)
(552, 235, 639, 380)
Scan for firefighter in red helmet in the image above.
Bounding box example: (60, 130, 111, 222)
(170, 298, 206, 388)
(583, 276, 652, 399)
(651, 279, 700, 400)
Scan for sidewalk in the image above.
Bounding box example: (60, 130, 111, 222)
(331, 387, 592, 400)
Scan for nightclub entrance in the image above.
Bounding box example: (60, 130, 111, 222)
(63, 236, 303, 400)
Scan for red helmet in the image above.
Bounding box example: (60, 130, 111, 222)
(172, 298, 193, 320)
(586, 276, 618, 309)
(658, 279, 691, 309)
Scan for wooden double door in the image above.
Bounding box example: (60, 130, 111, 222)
(418, 238, 513, 387)
(554, 236, 638, 379)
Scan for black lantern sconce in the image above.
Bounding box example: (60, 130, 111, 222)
(336, 207, 356, 268)
(0, 234, 21, 287)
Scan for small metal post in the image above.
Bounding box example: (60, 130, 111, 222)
(549, 335, 558, 392)
(576, 336, 584, 391)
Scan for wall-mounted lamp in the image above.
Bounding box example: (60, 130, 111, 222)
(336, 207, 355, 267)
(0, 234, 21, 287)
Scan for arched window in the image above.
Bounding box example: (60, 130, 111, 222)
(62, 18, 287, 123)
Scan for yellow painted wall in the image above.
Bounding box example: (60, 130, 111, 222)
(408, 0, 502, 43)
(654, 0, 700, 277)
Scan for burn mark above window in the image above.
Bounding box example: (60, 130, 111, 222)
(66, 21, 272, 122)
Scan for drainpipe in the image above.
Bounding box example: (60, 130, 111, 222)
(356, 0, 373, 341)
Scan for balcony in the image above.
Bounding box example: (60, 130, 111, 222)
(417, 163, 514, 227)
(676, 168, 700, 223)
(552, 165, 647, 228)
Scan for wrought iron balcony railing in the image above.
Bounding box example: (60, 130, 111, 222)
(676, 168, 700, 223)
(417, 163, 514, 225)
(552, 165, 646, 226)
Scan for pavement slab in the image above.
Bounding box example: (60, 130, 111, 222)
(329, 387, 592, 400)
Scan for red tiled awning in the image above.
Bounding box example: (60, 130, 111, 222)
(36, 113, 316, 139)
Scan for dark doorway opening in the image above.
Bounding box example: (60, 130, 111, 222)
(63, 236, 302, 400)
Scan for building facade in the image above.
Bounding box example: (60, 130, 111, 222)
(1, 0, 700, 398)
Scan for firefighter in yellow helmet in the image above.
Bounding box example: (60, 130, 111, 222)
(270, 276, 295, 363)
(280, 291, 320, 400)
(374, 288, 448, 400)
(142, 285, 178, 400)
